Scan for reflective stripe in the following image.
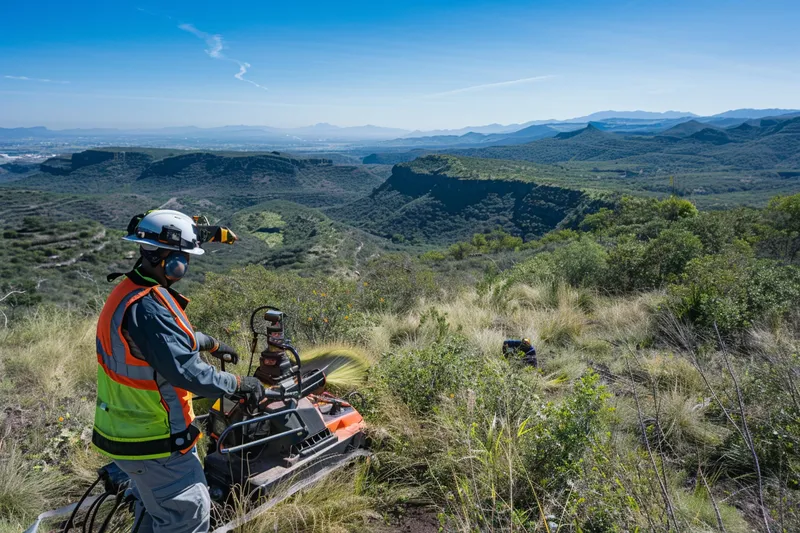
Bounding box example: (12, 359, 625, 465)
(97, 338, 155, 382)
(152, 287, 197, 350)
(93, 277, 199, 460)
(92, 424, 201, 460)
(108, 288, 150, 365)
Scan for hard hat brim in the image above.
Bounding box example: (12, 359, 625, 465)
(122, 235, 206, 256)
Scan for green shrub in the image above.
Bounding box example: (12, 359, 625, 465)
(678, 210, 739, 255)
(376, 333, 477, 414)
(668, 251, 800, 335)
(508, 237, 608, 289)
(428, 372, 610, 529)
(419, 250, 446, 262)
(189, 265, 368, 345)
(657, 196, 698, 221)
(551, 237, 609, 287)
(642, 227, 703, 285)
(360, 254, 438, 313)
(605, 234, 649, 292)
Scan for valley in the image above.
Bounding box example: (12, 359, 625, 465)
(2, 109, 800, 533)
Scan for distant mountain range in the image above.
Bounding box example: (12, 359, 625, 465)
(1, 109, 797, 145)
(452, 114, 800, 172)
(566, 110, 698, 122)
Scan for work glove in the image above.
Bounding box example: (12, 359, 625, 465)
(209, 338, 239, 365)
(236, 376, 265, 404)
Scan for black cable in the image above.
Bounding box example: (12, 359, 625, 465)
(62, 476, 102, 533)
(130, 507, 145, 533)
(96, 496, 126, 533)
(84, 492, 111, 533)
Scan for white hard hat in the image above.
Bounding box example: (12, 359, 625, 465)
(123, 210, 205, 256)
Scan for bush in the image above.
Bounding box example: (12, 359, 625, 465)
(375, 331, 477, 415)
(360, 254, 439, 313)
(657, 196, 698, 221)
(552, 237, 609, 287)
(189, 265, 369, 346)
(642, 227, 703, 285)
(508, 237, 608, 289)
(668, 251, 800, 335)
(605, 234, 649, 292)
(427, 372, 610, 529)
(678, 211, 738, 255)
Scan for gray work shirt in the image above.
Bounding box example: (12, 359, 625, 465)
(122, 289, 237, 399)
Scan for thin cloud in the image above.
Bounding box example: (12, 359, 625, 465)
(4, 75, 70, 84)
(426, 75, 555, 98)
(178, 23, 267, 91)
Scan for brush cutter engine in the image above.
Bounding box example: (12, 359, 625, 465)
(26, 305, 368, 533)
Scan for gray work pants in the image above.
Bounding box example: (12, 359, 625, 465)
(114, 447, 211, 533)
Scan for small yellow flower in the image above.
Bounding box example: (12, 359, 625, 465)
(308, 317, 313, 321)
(344, 315, 349, 320)
(321, 293, 327, 298)
(363, 282, 368, 287)
(379, 298, 385, 303)
(323, 318, 329, 323)
(58, 416, 65, 423)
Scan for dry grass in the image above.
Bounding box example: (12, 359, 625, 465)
(0, 279, 782, 533)
(0, 308, 96, 399)
(639, 353, 706, 394)
(658, 389, 726, 450)
(238, 467, 380, 533)
(593, 292, 657, 346)
(0, 446, 61, 528)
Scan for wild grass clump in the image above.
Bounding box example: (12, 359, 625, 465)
(0, 447, 60, 528)
(425, 372, 611, 531)
(657, 389, 725, 451)
(0, 307, 96, 399)
(533, 304, 585, 347)
(238, 468, 380, 533)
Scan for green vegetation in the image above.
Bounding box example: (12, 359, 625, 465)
(2, 138, 800, 532)
(449, 116, 800, 207)
(12, 148, 387, 206)
(331, 155, 607, 244)
(4, 245, 798, 531)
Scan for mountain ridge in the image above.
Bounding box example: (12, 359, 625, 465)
(4, 109, 798, 142)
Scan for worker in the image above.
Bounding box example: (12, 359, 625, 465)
(92, 209, 263, 533)
(502, 338, 538, 367)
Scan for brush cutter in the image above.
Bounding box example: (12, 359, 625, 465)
(25, 305, 369, 533)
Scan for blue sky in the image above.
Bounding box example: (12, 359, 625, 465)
(1, 0, 798, 129)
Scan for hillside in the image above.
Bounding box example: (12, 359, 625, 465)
(11, 148, 388, 207)
(3, 191, 800, 532)
(329, 155, 609, 244)
(457, 115, 800, 170)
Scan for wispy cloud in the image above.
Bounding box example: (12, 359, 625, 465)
(178, 23, 267, 91)
(426, 75, 555, 98)
(4, 75, 70, 84)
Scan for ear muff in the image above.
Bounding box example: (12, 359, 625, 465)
(163, 253, 189, 281)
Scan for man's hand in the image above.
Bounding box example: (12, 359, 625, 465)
(209, 339, 239, 365)
(236, 376, 265, 404)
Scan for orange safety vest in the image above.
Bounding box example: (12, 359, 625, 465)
(92, 276, 199, 460)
